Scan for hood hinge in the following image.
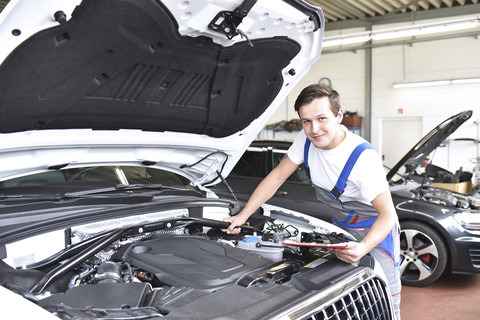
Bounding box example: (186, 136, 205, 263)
(208, 0, 257, 40)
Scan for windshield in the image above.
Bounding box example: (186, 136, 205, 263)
(0, 166, 190, 195)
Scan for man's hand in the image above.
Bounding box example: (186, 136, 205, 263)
(222, 215, 248, 234)
(329, 241, 368, 263)
(220, 156, 299, 235)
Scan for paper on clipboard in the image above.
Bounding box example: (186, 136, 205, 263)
(282, 240, 349, 248)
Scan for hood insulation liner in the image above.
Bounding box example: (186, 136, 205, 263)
(0, 0, 300, 138)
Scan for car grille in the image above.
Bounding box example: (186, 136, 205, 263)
(469, 245, 480, 268)
(271, 268, 393, 320)
(312, 277, 393, 320)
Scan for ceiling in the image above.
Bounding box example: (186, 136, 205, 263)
(0, 0, 8, 13)
(308, 0, 480, 31)
(1, 0, 479, 30)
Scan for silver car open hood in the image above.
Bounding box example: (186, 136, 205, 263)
(0, 0, 324, 186)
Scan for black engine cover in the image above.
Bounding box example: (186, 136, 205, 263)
(122, 236, 273, 290)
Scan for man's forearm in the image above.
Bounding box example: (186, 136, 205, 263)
(363, 191, 398, 252)
(237, 156, 300, 220)
(238, 170, 287, 219)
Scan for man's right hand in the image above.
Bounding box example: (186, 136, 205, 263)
(222, 215, 248, 234)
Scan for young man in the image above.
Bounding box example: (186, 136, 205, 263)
(224, 84, 401, 319)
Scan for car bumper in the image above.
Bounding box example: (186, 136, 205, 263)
(451, 236, 480, 274)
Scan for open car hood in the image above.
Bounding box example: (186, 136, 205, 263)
(0, 0, 324, 186)
(386, 110, 473, 181)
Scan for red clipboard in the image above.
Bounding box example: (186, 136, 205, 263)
(282, 240, 349, 248)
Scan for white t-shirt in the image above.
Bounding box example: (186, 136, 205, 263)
(287, 127, 388, 205)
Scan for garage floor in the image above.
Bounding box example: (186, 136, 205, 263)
(400, 273, 480, 320)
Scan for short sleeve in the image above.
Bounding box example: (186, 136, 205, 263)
(287, 130, 307, 165)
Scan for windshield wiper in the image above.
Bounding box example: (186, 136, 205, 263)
(63, 184, 189, 197)
(0, 185, 193, 202)
(0, 194, 64, 202)
(116, 183, 186, 191)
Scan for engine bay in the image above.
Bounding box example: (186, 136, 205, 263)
(0, 210, 361, 320)
(418, 184, 480, 209)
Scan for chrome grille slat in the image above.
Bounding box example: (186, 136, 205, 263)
(271, 268, 393, 320)
(314, 277, 392, 320)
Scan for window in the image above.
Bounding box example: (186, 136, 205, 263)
(272, 149, 310, 183)
(0, 166, 189, 189)
(230, 149, 264, 178)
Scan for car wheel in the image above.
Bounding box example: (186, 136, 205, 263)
(399, 221, 448, 287)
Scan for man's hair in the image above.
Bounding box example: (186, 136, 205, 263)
(294, 84, 341, 116)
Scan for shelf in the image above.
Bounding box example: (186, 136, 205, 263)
(347, 126, 361, 136)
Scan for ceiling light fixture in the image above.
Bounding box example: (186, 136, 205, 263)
(322, 16, 480, 48)
(393, 77, 480, 88)
(451, 78, 480, 84)
(322, 31, 371, 48)
(371, 17, 480, 41)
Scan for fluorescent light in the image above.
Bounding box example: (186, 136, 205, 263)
(393, 80, 450, 88)
(451, 78, 480, 84)
(322, 32, 371, 48)
(371, 17, 480, 41)
(393, 77, 480, 88)
(323, 16, 480, 48)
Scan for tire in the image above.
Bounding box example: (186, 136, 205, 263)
(399, 221, 448, 287)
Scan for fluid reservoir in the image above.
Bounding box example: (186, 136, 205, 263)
(237, 236, 284, 262)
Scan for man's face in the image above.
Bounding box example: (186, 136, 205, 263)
(298, 97, 344, 150)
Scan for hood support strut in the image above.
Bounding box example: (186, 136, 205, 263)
(216, 170, 238, 201)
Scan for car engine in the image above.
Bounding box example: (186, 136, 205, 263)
(1, 210, 385, 320)
(420, 185, 479, 209)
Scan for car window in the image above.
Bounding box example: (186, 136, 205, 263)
(0, 166, 190, 189)
(230, 149, 264, 178)
(272, 149, 310, 183)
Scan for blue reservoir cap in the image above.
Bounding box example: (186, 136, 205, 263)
(242, 236, 260, 243)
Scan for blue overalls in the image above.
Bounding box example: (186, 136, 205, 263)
(304, 138, 401, 319)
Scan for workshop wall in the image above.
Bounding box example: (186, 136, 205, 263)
(269, 19, 480, 173)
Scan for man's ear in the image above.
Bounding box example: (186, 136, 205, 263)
(337, 109, 344, 123)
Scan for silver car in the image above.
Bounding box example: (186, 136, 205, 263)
(0, 0, 394, 319)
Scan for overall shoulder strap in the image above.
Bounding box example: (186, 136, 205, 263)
(304, 138, 311, 180)
(329, 142, 373, 199)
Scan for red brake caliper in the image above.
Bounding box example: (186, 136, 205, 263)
(420, 254, 431, 264)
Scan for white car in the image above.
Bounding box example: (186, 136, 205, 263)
(0, 0, 394, 319)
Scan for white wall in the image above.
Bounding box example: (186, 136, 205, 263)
(269, 49, 366, 123)
(267, 19, 480, 174)
(371, 37, 480, 172)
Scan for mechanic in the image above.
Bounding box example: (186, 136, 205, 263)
(224, 84, 401, 319)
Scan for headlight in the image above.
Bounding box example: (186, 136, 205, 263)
(453, 211, 480, 230)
